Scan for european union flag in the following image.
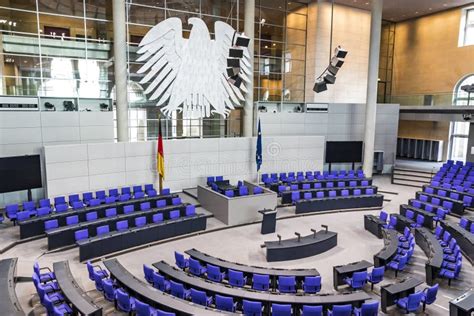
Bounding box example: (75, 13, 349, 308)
(256, 119, 262, 172)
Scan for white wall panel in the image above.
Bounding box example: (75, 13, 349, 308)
(41, 112, 79, 127)
(0, 128, 42, 145)
(88, 158, 126, 175)
(0, 112, 40, 128)
(46, 161, 89, 180)
(42, 127, 80, 143)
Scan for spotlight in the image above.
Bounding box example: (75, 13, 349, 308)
(229, 47, 243, 58)
(323, 73, 336, 84)
(313, 80, 327, 93)
(228, 75, 243, 88)
(331, 56, 344, 68)
(327, 64, 339, 76)
(226, 67, 240, 77)
(235, 34, 250, 47)
(334, 45, 348, 58)
(227, 58, 240, 68)
(44, 102, 55, 111)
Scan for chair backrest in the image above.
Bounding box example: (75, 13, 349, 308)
(161, 188, 171, 195)
(16, 210, 30, 221)
(329, 190, 337, 197)
(370, 266, 385, 282)
(75, 229, 88, 241)
(253, 274, 270, 290)
(83, 192, 93, 201)
(379, 211, 388, 222)
(56, 203, 69, 213)
(278, 276, 296, 293)
(207, 264, 222, 281)
(406, 292, 424, 311)
(215, 294, 235, 312)
(228, 269, 245, 287)
(398, 254, 408, 269)
(304, 192, 312, 200)
(170, 280, 187, 299)
(170, 210, 180, 219)
(303, 276, 321, 293)
(39, 199, 51, 208)
(354, 189, 361, 196)
(190, 288, 209, 306)
(123, 205, 134, 214)
(96, 225, 109, 236)
(253, 186, 264, 194)
(172, 197, 181, 205)
(109, 188, 119, 197)
(291, 191, 300, 202)
(189, 258, 204, 275)
(460, 218, 468, 228)
(352, 271, 368, 286)
(86, 211, 98, 221)
(44, 219, 58, 231)
(153, 213, 164, 223)
(443, 231, 451, 243)
(37, 207, 51, 217)
(152, 271, 168, 291)
(135, 299, 152, 316)
(225, 190, 234, 197)
(243, 300, 262, 315)
(174, 251, 188, 269)
(66, 215, 79, 226)
(272, 303, 291, 316)
(105, 208, 117, 217)
(69, 194, 80, 203)
(424, 284, 439, 305)
(121, 187, 131, 195)
(239, 186, 249, 196)
(406, 210, 414, 219)
(135, 216, 147, 227)
(360, 301, 379, 315)
(23, 201, 36, 211)
(185, 205, 196, 216)
(301, 305, 323, 316)
(89, 199, 101, 207)
(116, 220, 129, 231)
(116, 288, 132, 311)
(416, 214, 424, 225)
(330, 304, 352, 316)
(96, 190, 106, 199)
(140, 202, 151, 211)
(389, 215, 397, 227)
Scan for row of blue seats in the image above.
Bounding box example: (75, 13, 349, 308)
(278, 180, 371, 193)
(423, 186, 473, 206)
(211, 184, 263, 197)
(444, 160, 472, 167)
(144, 262, 378, 316)
(418, 194, 454, 213)
(290, 188, 376, 203)
(32, 262, 74, 315)
(174, 252, 321, 292)
(262, 170, 365, 184)
(206, 176, 225, 184)
(73, 205, 196, 242)
(430, 180, 474, 194)
(410, 200, 448, 222)
(434, 227, 464, 286)
(459, 217, 474, 234)
(87, 261, 175, 316)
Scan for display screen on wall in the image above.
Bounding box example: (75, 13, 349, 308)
(325, 141, 363, 163)
(0, 155, 42, 193)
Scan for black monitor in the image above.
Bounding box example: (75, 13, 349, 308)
(325, 141, 363, 163)
(0, 155, 42, 193)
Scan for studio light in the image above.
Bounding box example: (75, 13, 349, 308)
(313, 45, 348, 93)
(331, 56, 344, 68)
(227, 58, 240, 68)
(323, 73, 336, 84)
(327, 64, 339, 76)
(229, 48, 244, 58)
(226, 67, 240, 77)
(235, 34, 250, 47)
(228, 75, 243, 88)
(313, 80, 327, 93)
(334, 45, 348, 58)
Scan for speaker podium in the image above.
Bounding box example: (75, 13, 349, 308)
(258, 209, 277, 235)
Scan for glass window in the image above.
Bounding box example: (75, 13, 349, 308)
(38, 1, 84, 17)
(0, 8, 38, 35)
(460, 7, 474, 46)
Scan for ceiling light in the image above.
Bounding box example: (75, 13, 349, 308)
(428, 8, 432, 10)
(264, 45, 268, 49)
(272, 43, 276, 46)
(443, 3, 447, 7)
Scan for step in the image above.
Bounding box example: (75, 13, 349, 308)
(393, 170, 433, 180)
(392, 179, 425, 188)
(393, 167, 435, 175)
(392, 175, 431, 183)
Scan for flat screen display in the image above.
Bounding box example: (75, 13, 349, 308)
(0, 155, 42, 193)
(325, 141, 363, 163)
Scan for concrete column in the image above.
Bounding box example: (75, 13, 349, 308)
(243, 0, 255, 137)
(113, 0, 129, 142)
(362, 0, 383, 177)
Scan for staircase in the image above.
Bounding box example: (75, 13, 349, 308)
(392, 167, 434, 188)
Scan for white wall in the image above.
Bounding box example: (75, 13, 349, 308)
(0, 111, 114, 207)
(44, 136, 325, 198)
(305, 2, 371, 104)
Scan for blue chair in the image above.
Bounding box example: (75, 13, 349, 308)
(33, 262, 55, 282)
(383, 216, 397, 229)
(152, 271, 170, 292)
(119, 194, 131, 202)
(252, 274, 270, 291)
(207, 264, 225, 282)
(83, 192, 93, 204)
(133, 185, 143, 194)
(66, 215, 79, 226)
(366, 266, 384, 290)
(54, 196, 67, 207)
(169, 209, 180, 220)
(153, 213, 164, 223)
(86, 261, 108, 281)
(74, 229, 89, 242)
(388, 253, 408, 277)
(189, 258, 206, 276)
(39, 198, 51, 208)
(239, 186, 249, 196)
(105, 208, 117, 217)
(121, 187, 131, 196)
(96, 225, 109, 236)
(396, 291, 423, 313)
(108, 188, 119, 197)
(421, 283, 439, 311)
(278, 276, 296, 293)
(190, 288, 213, 306)
(161, 188, 171, 195)
(105, 196, 116, 205)
(304, 192, 312, 200)
(44, 219, 58, 231)
(354, 301, 379, 316)
(185, 205, 196, 216)
(44, 293, 72, 315)
(302, 276, 321, 293)
(344, 271, 367, 289)
(96, 190, 107, 202)
(329, 190, 337, 197)
(156, 200, 166, 208)
(215, 294, 237, 312)
(354, 189, 361, 196)
(140, 202, 151, 211)
(55, 204, 68, 213)
(379, 210, 388, 222)
(301, 305, 323, 316)
(172, 197, 181, 205)
(123, 205, 134, 214)
(116, 288, 136, 313)
(254, 186, 264, 194)
(291, 191, 300, 203)
(174, 251, 189, 269)
(272, 303, 292, 316)
(135, 192, 146, 199)
(228, 269, 247, 287)
(460, 217, 469, 229)
(242, 300, 263, 316)
(16, 211, 30, 222)
(147, 189, 157, 197)
(327, 304, 352, 316)
(93, 270, 106, 292)
(86, 211, 98, 221)
(135, 299, 156, 316)
(170, 280, 190, 299)
(411, 214, 424, 228)
(135, 216, 147, 227)
(225, 190, 234, 197)
(116, 220, 128, 231)
(439, 261, 462, 286)
(72, 201, 85, 209)
(88, 199, 101, 207)
(37, 207, 51, 217)
(207, 176, 215, 185)
(68, 194, 80, 206)
(23, 201, 37, 215)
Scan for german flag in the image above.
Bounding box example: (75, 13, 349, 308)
(157, 118, 165, 180)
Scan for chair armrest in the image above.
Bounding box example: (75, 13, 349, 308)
(40, 267, 53, 273)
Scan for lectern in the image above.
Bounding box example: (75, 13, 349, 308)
(258, 209, 277, 234)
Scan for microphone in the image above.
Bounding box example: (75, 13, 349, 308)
(277, 234, 282, 244)
(321, 225, 328, 233)
(295, 232, 301, 242)
(311, 228, 317, 238)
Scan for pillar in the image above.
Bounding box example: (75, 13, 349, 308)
(113, 0, 129, 142)
(362, 0, 383, 177)
(243, 0, 255, 137)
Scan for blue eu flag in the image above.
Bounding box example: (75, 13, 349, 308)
(256, 119, 262, 172)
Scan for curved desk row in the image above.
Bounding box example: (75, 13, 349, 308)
(414, 227, 443, 286)
(332, 260, 373, 290)
(53, 261, 102, 316)
(390, 214, 413, 234)
(0, 258, 23, 316)
(104, 259, 230, 316)
(450, 290, 474, 316)
(264, 230, 337, 262)
(19, 193, 177, 239)
(440, 220, 474, 264)
(364, 214, 386, 238)
(78, 214, 207, 261)
(47, 203, 188, 250)
(374, 229, 399, 267)
(281, 186, 377, 204)
(399, 204, 435, 229)
(422, 184, 474, 203)
(415, 191, 464, 216)
(153, 261, 371, 311)
(185, 248, 319, 290)
(295, 194, 384, 214)
(269, 178, 373, 192)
